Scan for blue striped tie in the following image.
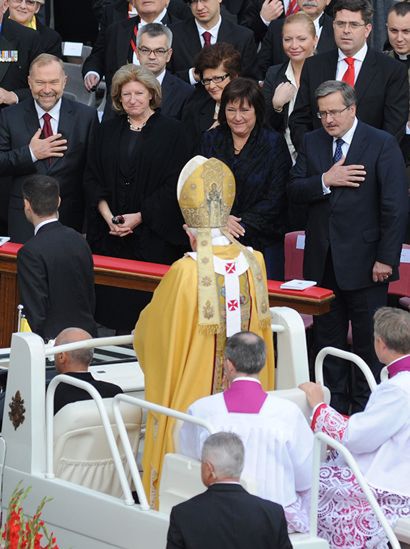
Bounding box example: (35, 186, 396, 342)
(333, 138, 344, 163)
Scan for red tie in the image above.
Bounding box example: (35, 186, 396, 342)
(130, 25, 138, 57)
(286, 0, 300, 16)
(342, 57, 355, 87)
(42, 112, 53, 139)
(202, 31, 212, 47)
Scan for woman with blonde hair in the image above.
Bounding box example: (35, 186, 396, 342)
(85, 64, 190, 331)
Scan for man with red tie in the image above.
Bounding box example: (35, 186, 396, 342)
(0, 53, 97, 242)
(168, 0, 258, 82)
(289, 0, 409, 152)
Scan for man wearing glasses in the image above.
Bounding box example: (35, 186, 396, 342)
(82, 0, 179, 119)
(136, 23, 193, 119)
(289, 0, 409, 152)
(289, 80, 408, 416)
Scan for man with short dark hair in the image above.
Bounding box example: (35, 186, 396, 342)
(179, 331, 313, 533)
(289, 80, 408, 413)
(168, 0, 258, 82)
(0, 53, 97, 243)
(17, 174, 97, 341)
(136, 23, 193, 119)
(53, 327, 122, 414)
(289, 0, 409, 151)
(167, 432, 292, 549)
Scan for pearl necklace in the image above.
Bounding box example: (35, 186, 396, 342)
(127, 115, 149, 132)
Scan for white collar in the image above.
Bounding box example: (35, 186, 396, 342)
(338, 42, 367, 61)
(335, 116, 358, 145)
(34, 217, 58, 235)
(34, 97, 62, 122)
(195, 16, 222, 39)
(232, 377, 261, 384)
(140, 7, 167, 26)
(156, 69, 166, 85)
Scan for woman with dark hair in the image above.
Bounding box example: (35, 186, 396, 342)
(200, 78, 292, 280)
(182, 43, 241, 147)
(85, 64, 190, 331)
(262, 13, 317, 162)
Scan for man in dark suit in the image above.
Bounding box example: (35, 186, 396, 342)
(53, 327, 122, 415)
(289, 0, 409, 151)
(168, 0, 258, 82)
(288, 80, 408, 414)
(83, 0, 180, 118)
(17, 175, 97, 341)
(223, 0, 284, 44)
(136, 23, 193, 119)
(167, 432, 292, 549)
(257, 0, 336, 79)
(0, 53, 97, 243)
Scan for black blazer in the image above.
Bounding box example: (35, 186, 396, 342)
(97, 0, 190, 29)
(0, 17, 42, 104)
(168, 16, 258, 81)
(181, 84, 216, 148)
(257, 13, 336, 79)
(263, 62, 291, 131)
(0, 97, 98, 243)
(167, 483, 292, 549)
(288, 122, 408, 290)
(36, 19, 62, 58)
(162, 70, 194, 120)
(17, 221, 97, 340)
(54, 372, 122, 415)
(289, 47, 410, 151)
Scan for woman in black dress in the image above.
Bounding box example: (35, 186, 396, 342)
(85, 64, 190, 331)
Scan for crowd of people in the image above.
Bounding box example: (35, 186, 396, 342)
(0, 0, 409, 547)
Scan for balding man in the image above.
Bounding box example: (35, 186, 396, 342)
(167, 432, 292, 549)
(53, 327, 123, 415)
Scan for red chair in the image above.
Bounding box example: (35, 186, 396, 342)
(284, 231, 313, 331)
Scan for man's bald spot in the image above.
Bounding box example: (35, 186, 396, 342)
(55, 327, 92, 347)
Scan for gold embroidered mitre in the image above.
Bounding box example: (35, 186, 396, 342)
(177, 156, 270, 334)
(178, 157, 235, 229)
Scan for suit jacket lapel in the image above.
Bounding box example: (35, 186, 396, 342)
(330, 122, 368, 209)
(117, 18, 137, 65)
(354, 49, 377, 106)
(53, 98, 74, 169)
(0, 33, 15, 83)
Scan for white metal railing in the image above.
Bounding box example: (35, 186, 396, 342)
(112, 394, 216, 511)
(315, 347, 377, 392)
(46, 335, 134, 357)
(310, 432, 400, 548)
(45, 375, 135, 505)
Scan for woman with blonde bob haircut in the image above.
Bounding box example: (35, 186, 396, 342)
(85, 64, 191, 332)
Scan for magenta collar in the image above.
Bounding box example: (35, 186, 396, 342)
(223, 379, 267, 413)
(387, 355, 410, 378)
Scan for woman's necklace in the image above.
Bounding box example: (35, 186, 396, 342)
(127, 112, 152, 132)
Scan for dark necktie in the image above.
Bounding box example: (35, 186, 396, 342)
(202, 31, 212, 47)
(342, 57, 355, 87)
(333, 138, 344, 163)
(42, 112, 53, 139)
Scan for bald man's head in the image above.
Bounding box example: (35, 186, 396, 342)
(54, 327, 93, 373)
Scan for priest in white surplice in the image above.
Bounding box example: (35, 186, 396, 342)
(300, 307, 410, 548)
(179, 331, 314, 533)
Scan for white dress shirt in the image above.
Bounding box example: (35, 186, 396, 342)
(189, 17, 222, 84)
(30, 99, 63, 162)
(335, 43, 367, 82)
(34, 217, 58, 235)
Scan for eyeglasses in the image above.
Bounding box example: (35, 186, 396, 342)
(10, 0, 37, 6)
(137, 47, 169, 57)
(333, 20, 367, 30)
(201, 74, 230, 86)
(317, 106, 350, 119)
